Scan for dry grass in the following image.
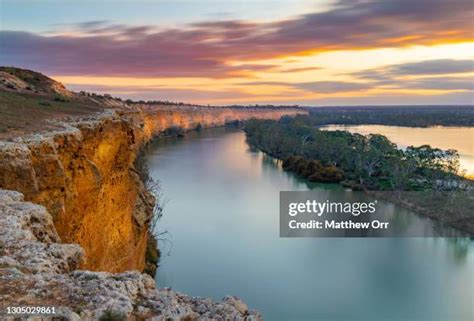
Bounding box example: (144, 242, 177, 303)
(0, 91, 104, 139)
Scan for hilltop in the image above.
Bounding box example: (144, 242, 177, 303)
(0, 66, 74, 96)
(0, 67, 109, 138)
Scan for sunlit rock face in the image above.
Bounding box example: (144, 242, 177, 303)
(137, 105, 307, 141)
(0, 114, 151, 272)
(0, 105, 305, 273)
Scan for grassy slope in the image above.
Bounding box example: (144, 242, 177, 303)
(0, 91, 103, 138)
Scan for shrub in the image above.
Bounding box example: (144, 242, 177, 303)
(302, 159, 323, 177)
(282, 156, 298, 170)
(53, 95, 69, 102)
(295, 160, 308, 177)
(99, 309, 127, 321)
(308, 165, 344, 183)
(144, 234, 160, 276)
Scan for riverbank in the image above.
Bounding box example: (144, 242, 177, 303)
(366, 190, 474, 235)
(249, 145, 474, 235)
(243, 119, 474, 236)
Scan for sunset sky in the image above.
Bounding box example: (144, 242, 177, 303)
(1, 0, 473, 105)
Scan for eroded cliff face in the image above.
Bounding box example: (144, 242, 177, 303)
(0, 105, 305, 273)
(0, 113, 150, 272)
(137, 105, 307, 141)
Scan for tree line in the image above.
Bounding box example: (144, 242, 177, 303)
(244, 116, 465, 191)
(305, 106, 474, 127)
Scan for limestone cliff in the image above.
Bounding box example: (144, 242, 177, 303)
(1, 112, 149, 272)
(0, 106, 305, 273)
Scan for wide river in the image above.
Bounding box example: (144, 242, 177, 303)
(145, 127, 473, 321)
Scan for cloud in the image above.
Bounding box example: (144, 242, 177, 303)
(0, 30, 261, 78)
(289, 91, 474, 106)
(350, 58, 474, 91)
(242, 80, 371, 93)
(278, 66, 322, 73)
(387, 59, 474, 75)
(75, 20, 109, 30)
(67, 83, 298, 103)
(404, 77, 474, 91)
(293, 81, 371, 93)
(353, 59, 474, 81)
(246, 59, 474, 95)
(0, 0, 472, 78)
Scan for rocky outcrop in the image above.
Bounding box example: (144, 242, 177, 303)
(0, 112, 152, 272)
(0, 190, 262, 320)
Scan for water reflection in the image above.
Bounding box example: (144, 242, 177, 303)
(447, 238, 471, 263)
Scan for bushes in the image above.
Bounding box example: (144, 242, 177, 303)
(53, 95, 69, 102)
(308, 165, 344, 183)
(281, 155, 296, 170)
(144, 234, 160, 277)
(282, 156, 344, 183)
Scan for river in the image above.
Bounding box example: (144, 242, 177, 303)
(145, 127, 473, 321)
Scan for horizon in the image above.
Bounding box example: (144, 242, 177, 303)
(3, 64, 474, 108)
(1, 0, 473, 106)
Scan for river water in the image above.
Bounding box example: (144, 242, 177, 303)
(145, 127, 473, 321)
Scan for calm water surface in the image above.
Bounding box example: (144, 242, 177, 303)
(146, 128, 473, 321)
(320, 125, 474, 175)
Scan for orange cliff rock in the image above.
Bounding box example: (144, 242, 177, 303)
(0, 105, 306, 273)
